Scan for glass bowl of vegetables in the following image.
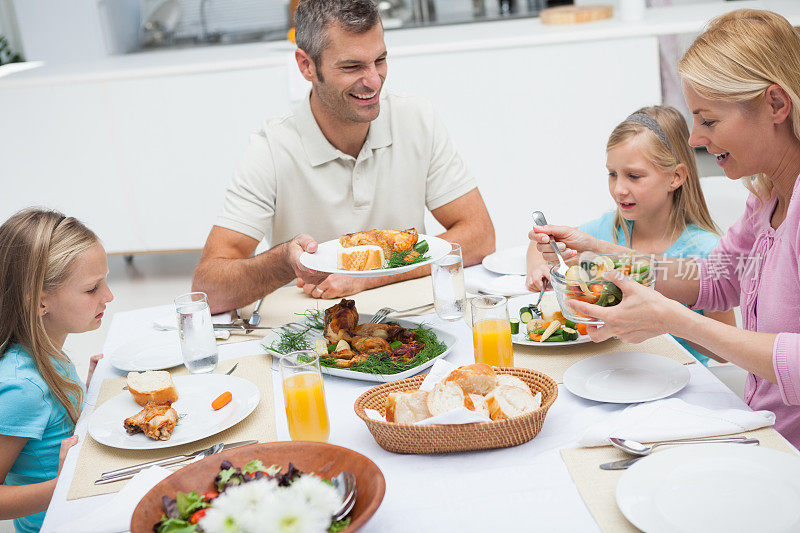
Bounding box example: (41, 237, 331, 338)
(549, 252, 656, 325)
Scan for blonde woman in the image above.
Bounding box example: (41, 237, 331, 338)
(0, 209, 112, 532)
(526, 105, 736, 364)
(532, 10, 800, 447)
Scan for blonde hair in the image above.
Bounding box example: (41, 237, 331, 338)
(0, 209, 99, 423)
(607, 105, 720, 245)
(679, 9, 800, 201)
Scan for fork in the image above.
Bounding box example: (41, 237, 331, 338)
(371, 303, 434, 324)
(529, 279, 549, 318)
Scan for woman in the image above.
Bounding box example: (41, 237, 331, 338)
(530, 9, 800, 447)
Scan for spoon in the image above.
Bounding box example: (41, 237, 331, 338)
(249, 297, 264, 327)
(331, 470, 357, 522)
(610, 436, 758, 457)
(532, 211, 569, 277)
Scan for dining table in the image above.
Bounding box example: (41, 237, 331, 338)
(40, 265, 798, 532)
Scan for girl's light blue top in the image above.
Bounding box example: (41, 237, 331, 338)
(579, 211, 720, 366)
(0, 343, 83, 533)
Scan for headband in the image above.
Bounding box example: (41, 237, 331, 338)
(625, 112, 673, 155)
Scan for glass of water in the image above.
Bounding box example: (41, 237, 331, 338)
(431, 243, 466, 321)
(174, 292, 219, 374)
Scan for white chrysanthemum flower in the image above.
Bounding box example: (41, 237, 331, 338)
(199, 506, 242, 533)
(288, 474, 342, 517)
(261, 488, 332, 533)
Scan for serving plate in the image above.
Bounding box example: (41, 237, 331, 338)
(481, 244, 528, 276)
(131, 441, 386, 533)
(260, 313, 457, 382)
(88, 374, 260, 450)
(507, 294, 593, 347)
(107, 331, 184, 372)
(617, 444, 800, 533)
(563, 352, 690, 403)
(299, 233, 451, 277)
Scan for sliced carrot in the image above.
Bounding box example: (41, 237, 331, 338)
(576, 324, 588, 335)
(529, 333, 542, 342)
(212, 391, 232, 410)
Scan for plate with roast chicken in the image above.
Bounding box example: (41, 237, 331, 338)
(299, 228, 452, 276)
(87, 372, 260, 450)
(261, 299, 458, 382)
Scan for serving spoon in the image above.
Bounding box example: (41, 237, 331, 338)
(532, 211, 569, 277)
(610, 436, 758, 457)
(331, 470, 357, 522)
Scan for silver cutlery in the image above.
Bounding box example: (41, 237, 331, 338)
(529, 279, 548, 318)
(248, 297, 265, 327)
(152, 321, 306, 333)
(224, 362, 239, 375)
(331, 470, 357, 522)
(532, 211, 569, 277)
(371, 303, 434, 324)
(601, 437, 760, 470)
(610, 436, 754, 456)
(96, 440, 256, 483)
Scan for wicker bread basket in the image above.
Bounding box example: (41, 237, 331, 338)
(354, 367, 558, 454)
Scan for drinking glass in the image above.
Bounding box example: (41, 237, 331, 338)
(174, 292, 219, 374)
(280, 351, 330, 442)
(431, 243, 466, 321)
(470, 295, 514, 367)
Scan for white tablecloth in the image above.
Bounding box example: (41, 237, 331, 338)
(41, 268, 764, 532)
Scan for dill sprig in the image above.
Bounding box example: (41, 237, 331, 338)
(296, 307, 324, 330)
(384, 240, 430, 269)
(269, 326, 312, 353)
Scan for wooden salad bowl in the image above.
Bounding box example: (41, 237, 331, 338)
(131, 441, 386, 532)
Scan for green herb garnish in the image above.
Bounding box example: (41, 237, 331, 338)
(385, 240, 430, 269)
(329, 517, 352, 533)
(269, 326, 313, 353)
(296, 307, 325, 330)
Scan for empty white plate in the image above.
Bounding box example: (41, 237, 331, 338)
(299, 233, 451, 277)
(617, 444, 800, 533)
(563, 352, 689, 403)
(108, 332, 184, 372)
(89, 374, 260, 450)
(481, 244, 528, 276)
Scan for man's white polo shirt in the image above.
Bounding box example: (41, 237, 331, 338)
(215, 91, 477, 247)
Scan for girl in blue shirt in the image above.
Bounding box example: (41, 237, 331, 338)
(526, 106, 736, 364)
(0, 209, 112, 532)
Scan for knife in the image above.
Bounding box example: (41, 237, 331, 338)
(97, 440, 257, 482)
(600, 438, 761, 470)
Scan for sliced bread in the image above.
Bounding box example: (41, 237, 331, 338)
(496, 374, 532, 394)
(444, 363, 498, 395)
(426, 382, 465, 417)
(127, 370, 178, 406)
(337, 245, 385, 271)
(485, 385, 541, 421)
(464, 393, 490, 418)
(385, 390, 430, 424)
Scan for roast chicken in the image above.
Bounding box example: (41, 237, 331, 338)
(339, 228, 419, 256)
(123, 402, 178, 440)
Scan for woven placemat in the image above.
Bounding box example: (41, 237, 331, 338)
(513, 335, 697, 383)
(67, 354, 276, 500)
(560, 427, 797, 532)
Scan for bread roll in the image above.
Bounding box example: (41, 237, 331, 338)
(337, 245, 385, 271)
(444, 363, 498, 395)
(496, 374, 532, 394)
(485, 385, 541, 421)
(127, 370, 178, 406)
(385, 391, 430, 424)
(426, 382, 465, 416)
(464, 393, 490, 418)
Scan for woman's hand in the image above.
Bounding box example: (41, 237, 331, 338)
(526, 262, 551, 292)
(86, 354, 102, 388)
(567, 270, 686, 343)
(58, 436, 78, 475)
(529, 224, 600, 263)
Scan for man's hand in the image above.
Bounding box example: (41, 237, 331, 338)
(297, 274, 373, 299)
(286, 234, 329, 285)
(58, 436, 79, 475)
(86, 354, 102, 388)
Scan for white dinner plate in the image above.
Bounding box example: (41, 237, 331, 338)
(617, 444, 800, 533)
(507, 294, 593, 347)
(88, 374, 260, 450)
(563, 352, 689, 403)
(298, 234, 451, 277)
(481, 244, 528, 276)
(260, 314, 457, 382)
(108, 332, 184, 372)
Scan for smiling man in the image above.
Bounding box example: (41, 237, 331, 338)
(193, 0, 495, 313)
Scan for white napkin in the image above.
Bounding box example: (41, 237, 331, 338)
(152, 312, 234, 340)
(578, 398, 776, 447)
(53, 466, 172, 533)
(465, 274, 530, 297)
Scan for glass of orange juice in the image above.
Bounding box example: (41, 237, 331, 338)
(470, 296, 514, 367)
(280, 351, 330, 442)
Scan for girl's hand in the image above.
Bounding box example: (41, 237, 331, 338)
(86, 354, 102, 388)
(529, 225, 598, 264)
(526, 263, 551, 292)
(58, 436, 78, 475)
(567, 270, 683, 343)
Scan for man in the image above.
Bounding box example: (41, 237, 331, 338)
(193, 0, 495, 313)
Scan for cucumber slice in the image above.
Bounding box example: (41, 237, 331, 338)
(510, 319, 520, 334)
(519, 307, 534, 323)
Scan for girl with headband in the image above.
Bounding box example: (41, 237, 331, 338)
(0, 209, 111, 532)
(532, 9, 800, 447)
(526, 105, 735, 364)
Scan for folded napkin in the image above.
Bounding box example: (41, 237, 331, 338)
(53, 466, 172, 533)
(578, 398, 776, 447)
(153, 311, 234, 340)
(465, 272, 530, 297)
